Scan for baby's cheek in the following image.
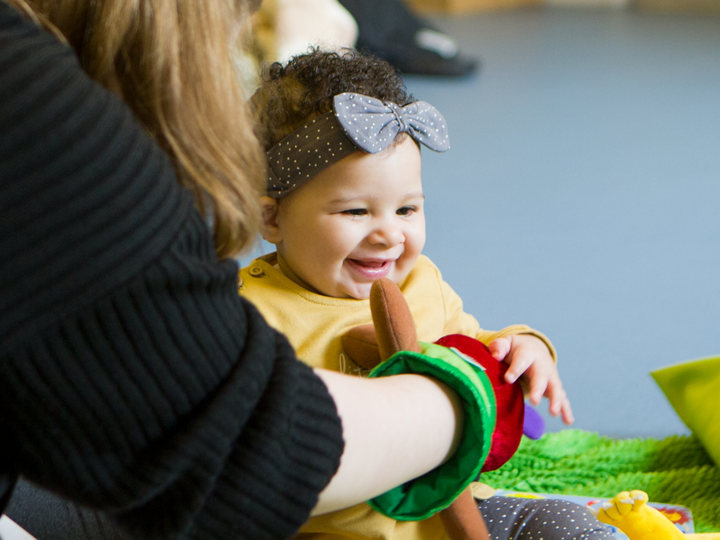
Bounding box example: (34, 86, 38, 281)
(394, 257, 417, 283)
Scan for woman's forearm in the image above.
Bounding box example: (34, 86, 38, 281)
(311, 369, 464, 516)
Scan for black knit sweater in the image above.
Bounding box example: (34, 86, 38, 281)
(0, 3, 344, 539)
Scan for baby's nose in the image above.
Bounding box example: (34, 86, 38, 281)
(369, 224, 404, 247)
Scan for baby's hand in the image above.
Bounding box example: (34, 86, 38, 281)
(487, 335, 574, 425)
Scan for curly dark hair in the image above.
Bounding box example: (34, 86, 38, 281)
(251, 48, 415, 151)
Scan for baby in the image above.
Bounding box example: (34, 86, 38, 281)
(242, 49, 611, 540)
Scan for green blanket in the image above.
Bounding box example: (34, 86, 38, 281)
(481, 429, 720, 533)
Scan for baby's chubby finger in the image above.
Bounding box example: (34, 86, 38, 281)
(545, 377, 574, 424)
(505, 348, 537, 385)
(546, 382, 564, 413)
(558, 397, 574, 425)
(548, 383, 564, 406)
(527, 373, 548, 405)
(488, 337, 511, 361)
(505, 357, 533, 385)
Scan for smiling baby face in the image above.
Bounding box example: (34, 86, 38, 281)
(262, 137, 426, 300)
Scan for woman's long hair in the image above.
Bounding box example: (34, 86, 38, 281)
(6, 0, 264, 258)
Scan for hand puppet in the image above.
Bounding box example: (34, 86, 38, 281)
(342, 278, 529, 540)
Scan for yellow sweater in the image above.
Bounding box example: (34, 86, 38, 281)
(239, 253, 555, 540)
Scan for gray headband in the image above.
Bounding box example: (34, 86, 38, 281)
(266, 92, 450, 198)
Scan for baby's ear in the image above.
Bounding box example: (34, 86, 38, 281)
(260, 196, 282, 244)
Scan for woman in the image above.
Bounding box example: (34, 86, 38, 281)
(0, 1, 466, 538)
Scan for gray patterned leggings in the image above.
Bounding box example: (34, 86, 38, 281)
(477, 496, 615, 540)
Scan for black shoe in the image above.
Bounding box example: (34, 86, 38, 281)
(374, 42, 479, 78)
(363, 28, 479, 78)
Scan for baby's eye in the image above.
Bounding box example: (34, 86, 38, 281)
(396, 206, 415, 216)
(342, 208, 367, 216)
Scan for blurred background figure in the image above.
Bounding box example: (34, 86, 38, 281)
(251, 0, 479, 76)
(255, 0, 358, 64)
(338, 0, 479, 76)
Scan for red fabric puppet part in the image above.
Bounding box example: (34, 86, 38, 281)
(435, 334, 525, 473)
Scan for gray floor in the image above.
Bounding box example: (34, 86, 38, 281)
(403, 7, 720, 438)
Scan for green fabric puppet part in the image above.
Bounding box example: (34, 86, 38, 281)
(367, 342, 496, 520)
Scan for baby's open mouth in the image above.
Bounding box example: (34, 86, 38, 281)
(346, 258, 394, 279)
(349, 259, 388, 268)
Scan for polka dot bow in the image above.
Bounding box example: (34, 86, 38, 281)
(266, 92, 450, 198)
(333, 93, 450, 154)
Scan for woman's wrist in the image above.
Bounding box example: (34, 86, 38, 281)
(312, 369, 463, 516)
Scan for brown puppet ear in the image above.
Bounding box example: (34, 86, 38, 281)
(369, 278, 421, 359)
(341, 278, 421, 369)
